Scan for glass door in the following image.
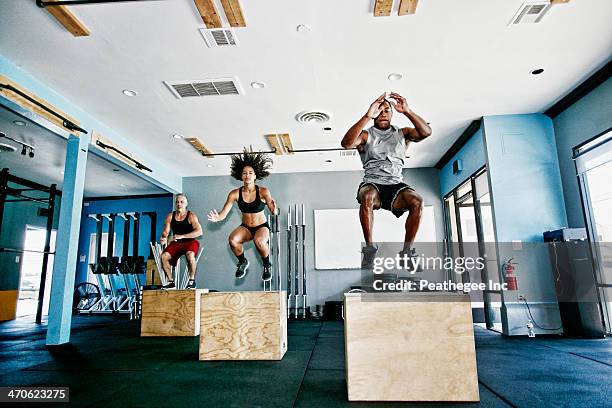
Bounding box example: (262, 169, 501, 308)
(444, 167, 502, 331)
(575, 129, 612, 333)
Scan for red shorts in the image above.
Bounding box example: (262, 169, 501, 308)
(163, 239, 200, 266)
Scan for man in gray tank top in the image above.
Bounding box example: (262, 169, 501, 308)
(341, 92, 432, 269)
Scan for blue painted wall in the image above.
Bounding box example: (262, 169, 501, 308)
(483, 114, 567, 335)
(552, 78, 612, 228)
(439, 127, 486, 196)
(76, 196, 172, 285)
(483, 114, 567, 242)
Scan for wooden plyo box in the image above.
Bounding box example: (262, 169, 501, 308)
(140, 289, 207, 337)
(0, 290, 18, 321)
(199, 291, 287, 361)
(344, 292, 479, 402)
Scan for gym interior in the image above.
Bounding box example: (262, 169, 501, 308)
(0, 1, 611, 407)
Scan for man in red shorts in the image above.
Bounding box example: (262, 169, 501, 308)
(160, 194, 203, 289)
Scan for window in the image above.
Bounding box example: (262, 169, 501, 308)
(17, 226, 57, 317)
(575, 128, 612, 333)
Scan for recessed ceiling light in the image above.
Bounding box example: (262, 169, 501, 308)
(296, 24, 311, 33)
(387, 73, 403, 81)
(172, 134, 184, 139)
(122, 89, 138, 97)
(250, 81, 265, 89)
(13, 120, 26, 126)
(206, 164, 214, 168)
(120, 183, 127, 187)
(531, 68, 544, 75)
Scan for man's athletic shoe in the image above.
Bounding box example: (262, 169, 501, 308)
(262, 264, 272, 281)
(235, 259, 250, 279)
(361, 245, 378, 269)
(186, 279, 196, 289)
(162, 280, 175, 289)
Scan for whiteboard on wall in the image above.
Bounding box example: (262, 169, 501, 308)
(314, 206, 436, 269)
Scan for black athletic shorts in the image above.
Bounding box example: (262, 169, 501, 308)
(356, 182, 415, 218)
(240, 222, 270, 236)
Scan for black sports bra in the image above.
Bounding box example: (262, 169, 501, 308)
(238, 186, 266, 213)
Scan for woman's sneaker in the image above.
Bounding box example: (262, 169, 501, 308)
(262, 264, 272, 281)
(186, 279, 196, 289)
(235, 259, 250, 279)
(162, 280, 175, 290)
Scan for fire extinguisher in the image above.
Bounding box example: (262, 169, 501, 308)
(502, 258, 518, 291)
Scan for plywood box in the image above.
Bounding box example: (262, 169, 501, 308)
(344, 292, 479, 402)
(199, 291, 287, 360)
(141, 289, 207, 337)
(0, 290, 18, 321)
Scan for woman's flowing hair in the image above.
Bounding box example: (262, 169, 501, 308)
(230, 148, 273, 180)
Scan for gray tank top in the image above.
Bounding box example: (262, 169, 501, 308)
(359, 125, 406, 185)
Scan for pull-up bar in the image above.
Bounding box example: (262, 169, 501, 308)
(37, 0, 165, 6)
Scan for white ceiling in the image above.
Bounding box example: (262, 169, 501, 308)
(0, 0, 610, 177)
(0, 106, 168, 197)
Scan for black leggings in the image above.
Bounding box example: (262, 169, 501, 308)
(240, 222, 270, 237)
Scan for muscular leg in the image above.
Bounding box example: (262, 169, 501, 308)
(185, 251, 197, 280)
(228, 226, 253, 257)
(358, 185, 381, 245)
(392, 189, 424, 250)
(161, 252, 174, 281)
(253, 227, 270, 258)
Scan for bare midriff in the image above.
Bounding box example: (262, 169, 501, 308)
(241, 211, 267, 227)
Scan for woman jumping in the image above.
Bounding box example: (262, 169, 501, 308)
(207, 150, 277, 281)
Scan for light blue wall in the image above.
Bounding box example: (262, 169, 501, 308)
(183, 168, 444, 306)
(552, 78, 612, 228)
(483, 114, 567, 243)
(0, 54, 181, 193)
(439, 128, 485, 196)
(483, 114, 566, 335)
(76, 196, 173, 285)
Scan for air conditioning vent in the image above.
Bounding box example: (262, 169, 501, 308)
(164, 78, 243, 99)
(199, 28, 239, 48)
(509, 2, 552, 25)
(295, 111, 331, 124)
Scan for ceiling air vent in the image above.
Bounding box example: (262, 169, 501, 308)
(199, 28, 239, 48)
(295, 111, 331, 124)
(509, 2, 552, 25)
(164, 78, 244, 99)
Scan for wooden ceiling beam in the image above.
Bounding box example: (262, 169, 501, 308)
(44, 0, 90, 37)
(550, 0, 570, 4)
(193, 0, 222, 29)
(398, 0, 419, 16)
(265, 135, 283, 155)
(279, 134, 294, 155)
(374, 0, 393, 17)
(220, 0, 246, 27)
(186, 137, 215, 158)
(0, 74, 82, 133)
